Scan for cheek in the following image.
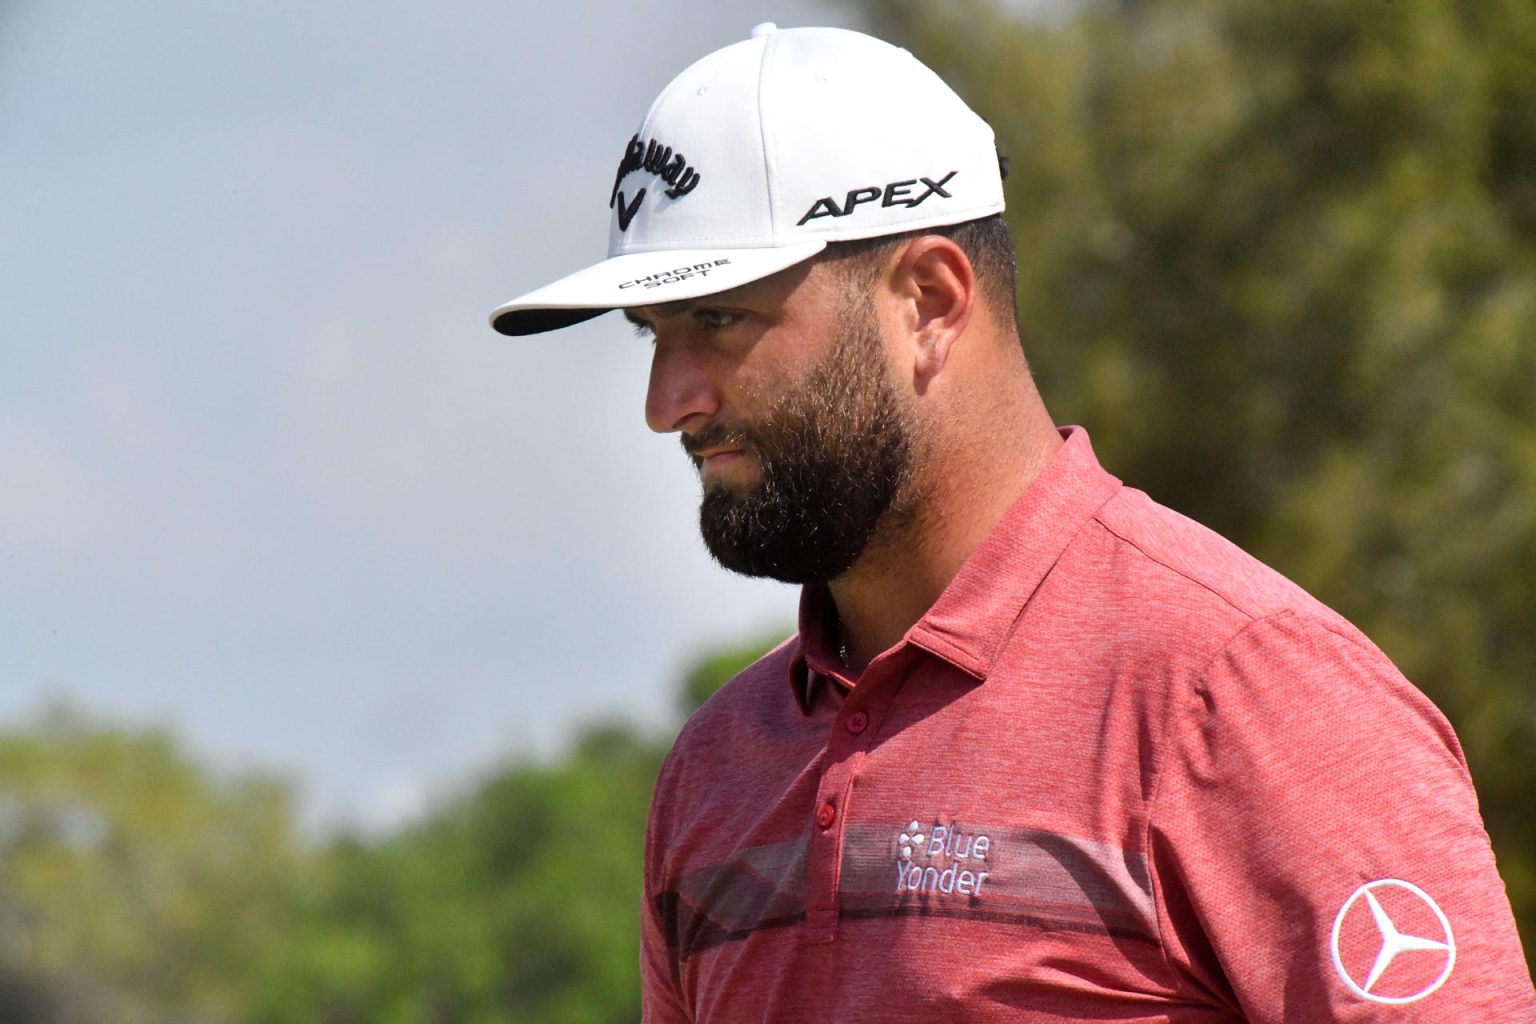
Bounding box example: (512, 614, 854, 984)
(717, 349, 799, 421)
(726, 366, 780, 412)
(870, 311, 911, 384)
(739, 325, 836, 392)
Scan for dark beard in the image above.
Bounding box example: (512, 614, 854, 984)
(688, 301, 916, 584)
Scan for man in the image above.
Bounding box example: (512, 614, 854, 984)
(489, 24, 1535, 1023)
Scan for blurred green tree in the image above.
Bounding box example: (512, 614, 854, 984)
(0, 704, 306, 1023)
(246, 723, 664, 1024)
(243, 636, 783, 1024)
(865, 0, 1536, 961)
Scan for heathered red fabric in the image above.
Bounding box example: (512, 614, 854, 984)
(641, 427, 1536, 1022)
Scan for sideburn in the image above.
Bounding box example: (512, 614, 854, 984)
(697, 296, 917, 584)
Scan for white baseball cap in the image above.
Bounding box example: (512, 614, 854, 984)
(489, 23, 1005, 336)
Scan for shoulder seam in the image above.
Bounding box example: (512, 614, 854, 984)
(1140, 605, 1373, 1004)
(1090, 512, 1262, 622)
(1141, 607, 1304, 1000)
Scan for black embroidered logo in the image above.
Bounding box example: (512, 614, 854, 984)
(610, 134, 702, 233)
(796, 171, 958, 227)
(615, 190, 645, 232)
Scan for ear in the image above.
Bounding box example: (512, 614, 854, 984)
(890, 235, 976, 390)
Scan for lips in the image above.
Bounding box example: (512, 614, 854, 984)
(698, 447, 746, 472)
(683, 426, 754, 475)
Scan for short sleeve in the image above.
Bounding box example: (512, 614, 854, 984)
(641, 753, 692, 1024)
(1148, 611, 1536, 1021)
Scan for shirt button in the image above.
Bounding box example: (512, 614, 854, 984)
(845, 711, 868, 735)
(815, 801, 837, 828)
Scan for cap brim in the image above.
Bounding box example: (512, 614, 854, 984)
(489, 241, 827, 336)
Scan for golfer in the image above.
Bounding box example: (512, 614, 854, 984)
(489, 24, 1536, 1022)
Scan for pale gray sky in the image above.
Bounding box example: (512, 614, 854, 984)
(2, 0, 893, 829)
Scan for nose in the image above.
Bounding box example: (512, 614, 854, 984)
(644, 337, 719, 434)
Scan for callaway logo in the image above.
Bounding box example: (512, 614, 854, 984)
(894, 818, 990, 897)
(1330, 879, 1455, 1004)
(797, 171, 958, 227)
(610, 134, 702, 232)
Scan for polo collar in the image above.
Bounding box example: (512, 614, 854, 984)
(789, 426, 1121, 713)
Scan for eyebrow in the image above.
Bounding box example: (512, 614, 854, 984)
(622, 298, 700, 327)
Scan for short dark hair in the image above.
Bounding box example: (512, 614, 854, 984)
(816, 214, 1019, 325)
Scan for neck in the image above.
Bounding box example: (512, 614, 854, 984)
(829, 384, 1060, 676)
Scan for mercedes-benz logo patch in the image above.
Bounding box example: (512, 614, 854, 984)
(1330, 878, 1455, 1004)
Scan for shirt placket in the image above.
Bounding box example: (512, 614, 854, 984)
(802, 663, 897, 943)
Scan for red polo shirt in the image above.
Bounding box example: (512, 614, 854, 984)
(641, 427, 1535, 1022)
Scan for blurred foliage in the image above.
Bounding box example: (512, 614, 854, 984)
(241, 723, 669, 1024)
(866, 0, 1536, 963)
(0, 704, 307, 1023)
(4, 0, 1534, 1016)
(0, 656, 779, 1022)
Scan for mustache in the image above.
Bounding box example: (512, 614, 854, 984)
(681, 422, 755, 460)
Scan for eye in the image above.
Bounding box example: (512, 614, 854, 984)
(695, 308, 744, 331)
(630, 319, 654, 339)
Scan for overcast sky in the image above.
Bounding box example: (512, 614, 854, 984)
(1, 0, 900, 830)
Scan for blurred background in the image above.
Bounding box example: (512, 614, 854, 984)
(2, 0, 1532, 1018)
